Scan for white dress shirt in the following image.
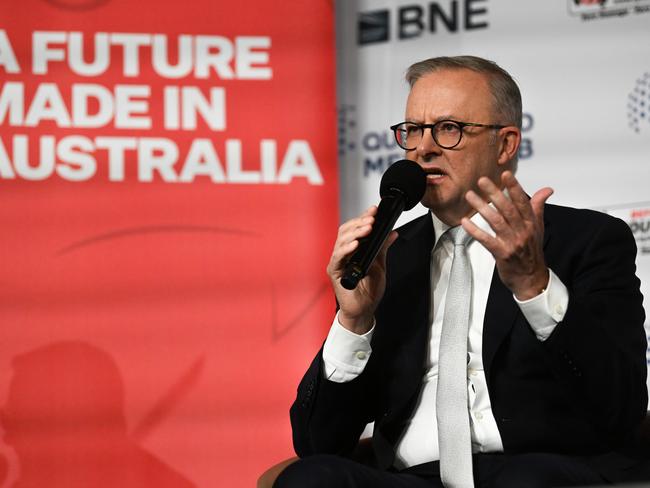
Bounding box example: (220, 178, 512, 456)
(322, 211, 569, 469)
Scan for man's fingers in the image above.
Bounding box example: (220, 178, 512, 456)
(379, 230, 398, 257)
(338, 215, 374, 235)
(502, 171, 535, 222)
(336, 209, 378, 252)
(461, 217, 500, 255)
(477, 175, 523, 229)
(530, 187, 554, 222)
(339, 221, 373, 243)
(465, 189, 510, 235)
(329, 207, 386, 276)
(332, 224, 372, 265)
(361, 205, 378, 217)
(372, 230, 398, 270)
(338, 206, 377, 235)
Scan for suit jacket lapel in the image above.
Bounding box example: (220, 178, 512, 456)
(482, 208, 552, 377)
(381, 213, 435, 414)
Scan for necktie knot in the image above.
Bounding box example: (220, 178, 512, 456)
(446, 226, 472, 248)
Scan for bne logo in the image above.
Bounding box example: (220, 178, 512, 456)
(358, 0, 489, 45)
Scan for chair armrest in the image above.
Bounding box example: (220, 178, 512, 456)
(257, 457, 299, 488)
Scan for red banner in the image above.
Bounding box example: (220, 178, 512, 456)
(0, 0, 337, 486)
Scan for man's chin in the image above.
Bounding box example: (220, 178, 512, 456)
(420, 189, 457, 212)
(421, 193, 473, 223)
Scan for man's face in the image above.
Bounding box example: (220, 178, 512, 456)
(404, 68, 512, 225)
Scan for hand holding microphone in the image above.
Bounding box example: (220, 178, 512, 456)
(327, 160, 426, 334)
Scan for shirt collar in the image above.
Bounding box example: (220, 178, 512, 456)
(430, 204, 496, 250)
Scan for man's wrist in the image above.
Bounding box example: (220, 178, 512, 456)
(338, 312, 374, 335)
(323, 314, 374, 382)
(514, 268, 569, 340)
(512, 268, 550, 301)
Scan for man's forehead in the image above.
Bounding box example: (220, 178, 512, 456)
(410, 66, 489, 83)
(405, 69, 492, 118)
(407, 69, 490, 96)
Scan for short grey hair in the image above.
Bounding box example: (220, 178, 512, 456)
(405, 55, 522, 129)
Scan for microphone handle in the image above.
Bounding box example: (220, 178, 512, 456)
(340, 193, 405, 290)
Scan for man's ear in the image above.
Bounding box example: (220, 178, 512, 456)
(496, 127, 521, 167)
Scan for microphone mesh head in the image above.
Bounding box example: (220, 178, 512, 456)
(379, 159, 426, 210)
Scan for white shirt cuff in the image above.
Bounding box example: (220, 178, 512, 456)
(322, 312, 375, 383)
(514, 269, 569, 341)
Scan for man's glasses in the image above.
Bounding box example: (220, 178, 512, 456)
(390, 120, 506, 150)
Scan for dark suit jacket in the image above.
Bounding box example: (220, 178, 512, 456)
(290, 204, 648, 481)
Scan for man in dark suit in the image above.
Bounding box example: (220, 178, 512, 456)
(275, 56, 647, 488)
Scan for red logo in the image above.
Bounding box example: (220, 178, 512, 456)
(574, 0, 606, 5)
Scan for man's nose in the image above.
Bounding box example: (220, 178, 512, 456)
(415, 128, 442, 159)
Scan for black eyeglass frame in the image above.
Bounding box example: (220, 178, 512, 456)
(389, 120, 507, 150)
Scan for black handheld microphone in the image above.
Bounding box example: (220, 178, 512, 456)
(340, 159, 426, 290)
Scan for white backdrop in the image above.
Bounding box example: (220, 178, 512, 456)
(335, 0, 650, 392)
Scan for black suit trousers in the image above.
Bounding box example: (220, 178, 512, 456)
(274, 452, 607, 488)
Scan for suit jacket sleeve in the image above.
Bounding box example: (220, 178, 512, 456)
(288, 214, 435, 459)
(541, 210, 647, 444)
(289, 346, 378, 457)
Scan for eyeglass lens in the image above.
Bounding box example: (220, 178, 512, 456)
(395, 121, 462, 150)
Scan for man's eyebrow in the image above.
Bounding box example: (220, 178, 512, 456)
(404, 115, 457, 124)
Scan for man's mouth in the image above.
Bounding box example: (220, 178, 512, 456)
(424, 168, 447, 183)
